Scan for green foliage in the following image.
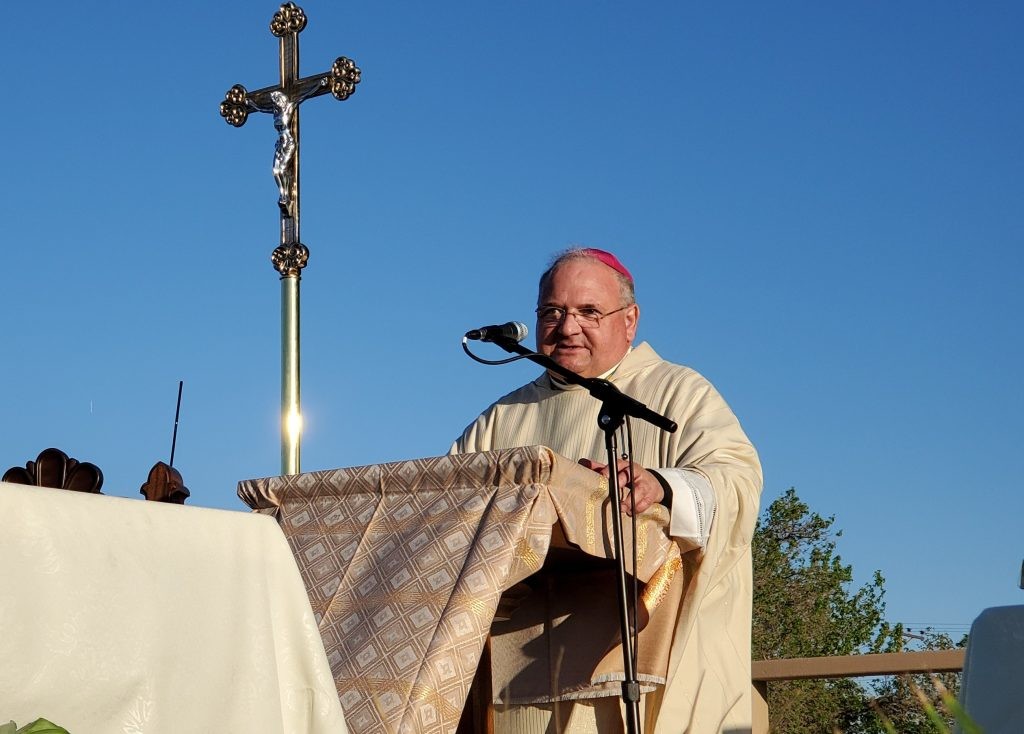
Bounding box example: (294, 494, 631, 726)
(936, 680, 983, 734)
(869, 631, 965, 733)
(752, 488, 905, 732)
(752, 488, 974, 732)
(0, 721, 69, 734)
(753, 488, 902, 662)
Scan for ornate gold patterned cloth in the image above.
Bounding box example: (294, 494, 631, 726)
(238, 445, 683, 734)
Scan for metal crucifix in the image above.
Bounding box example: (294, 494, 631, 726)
(219, 2, 360, 475)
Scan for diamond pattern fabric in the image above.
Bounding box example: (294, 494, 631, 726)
(239, 445, 680, 734)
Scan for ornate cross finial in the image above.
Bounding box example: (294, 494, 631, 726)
(270, 2, 307, 36)
(219, 3, 360, 229)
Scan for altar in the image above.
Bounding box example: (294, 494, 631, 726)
(0, 481, 346, 733)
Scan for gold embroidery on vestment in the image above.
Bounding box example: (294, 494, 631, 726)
(636, 519, 648, 569)
(586, 478, 608, 553)
(641, 546, 681, 612)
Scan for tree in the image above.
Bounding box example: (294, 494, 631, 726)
(752, 489, 968, 732)
(752, 488, 903, 732)
(868, 629, 966, 733)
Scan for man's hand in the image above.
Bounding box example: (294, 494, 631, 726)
(578, 458, 664, 516)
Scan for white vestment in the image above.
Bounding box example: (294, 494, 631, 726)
(452, 342, 762, 733)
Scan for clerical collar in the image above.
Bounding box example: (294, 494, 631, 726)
(547, 347, 632, 390)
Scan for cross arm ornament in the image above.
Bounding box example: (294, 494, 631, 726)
(220, 58, 360, 129)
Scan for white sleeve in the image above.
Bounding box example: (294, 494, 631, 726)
(652, 467, 717, 551)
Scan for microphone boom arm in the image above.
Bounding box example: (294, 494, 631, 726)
(488, 338, 678, 434)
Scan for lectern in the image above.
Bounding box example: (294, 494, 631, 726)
(239, 445, 685, 734)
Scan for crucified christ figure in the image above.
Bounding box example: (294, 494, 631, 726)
(248, 77, 328, 216)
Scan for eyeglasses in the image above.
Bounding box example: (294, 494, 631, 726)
(535, 304, 631, 329)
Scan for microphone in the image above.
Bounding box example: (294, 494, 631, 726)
(464, 321, 529, 343)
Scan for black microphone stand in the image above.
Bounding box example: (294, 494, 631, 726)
(487, 337, 677, 734)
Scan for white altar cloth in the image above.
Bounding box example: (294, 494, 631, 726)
(0, 481, 346, 734)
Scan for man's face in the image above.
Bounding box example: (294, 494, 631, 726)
(536, 259, 638, 378)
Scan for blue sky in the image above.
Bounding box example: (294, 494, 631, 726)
(5, 1, 1021, 642)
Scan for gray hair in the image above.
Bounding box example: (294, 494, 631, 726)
(537, 247, 636, 306)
